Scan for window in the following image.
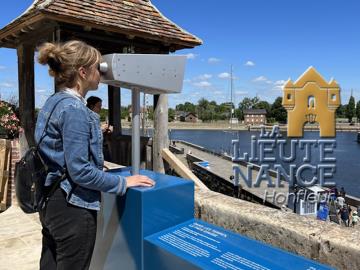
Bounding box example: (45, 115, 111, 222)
(308, 96, 315, 108)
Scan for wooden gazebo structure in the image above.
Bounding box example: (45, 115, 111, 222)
(0, 0, 202, 171)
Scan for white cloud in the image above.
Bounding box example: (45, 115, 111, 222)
(253, 76, 267, 82)
(208, 57, 220, 64)
(183, 79, 191, 83)
(272, 86, 283, 91)
(244, 61, 255, 67)
(36, 88, 48, 94)
(196, 74, 212, 80)
(272, 80, 286, 91)
(0, 65, 6, 70)
(214, 91, 223, 95)
(218, 72, 231, 79)
(186, 53, 196, 59)
(274, 80, 286, 86)
(235, 91, 248, 95)
(250, 76, 287, 92)
(0, 82, 15, 88)
(193, 81, 211, 88)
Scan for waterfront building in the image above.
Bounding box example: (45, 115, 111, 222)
(175, 111, 198, 122)
(185, 112, 198, 123)
(243, 109, 267, 125)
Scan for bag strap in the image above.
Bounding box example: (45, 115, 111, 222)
(36, 96, 73, 150)
(36, 95, 73, 181)
(35, 95, 75, 210)
(41, 170, 68, 208)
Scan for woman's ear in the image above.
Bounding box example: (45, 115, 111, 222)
(78, 66, 86, 80)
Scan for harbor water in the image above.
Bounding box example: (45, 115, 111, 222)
(169, 129, 360, 198)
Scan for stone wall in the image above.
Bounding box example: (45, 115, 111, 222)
(194, 188, 360, 270)
(187, 152, 280, 209)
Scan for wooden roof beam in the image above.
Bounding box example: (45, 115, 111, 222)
(59, 27, 169, 52)
(44, 14, 199, 49)
(20, 26, 36, 33)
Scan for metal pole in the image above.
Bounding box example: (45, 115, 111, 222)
(142, 93, 145, 135)
(132, 89, 141, 175)
(230, 65, 233, 130)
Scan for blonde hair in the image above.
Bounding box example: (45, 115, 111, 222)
(37, 40, 101, 89)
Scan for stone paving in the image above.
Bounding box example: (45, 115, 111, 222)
(0, 206, 41, 270)
(0, 161, 124, 270)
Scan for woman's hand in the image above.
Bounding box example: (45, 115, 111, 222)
(125, 175, 155, 188)
(101, 124, 113, 134)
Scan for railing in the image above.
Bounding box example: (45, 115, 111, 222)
(0, 139, 11, 211)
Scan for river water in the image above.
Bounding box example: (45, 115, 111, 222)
(169, 129, 360, 198)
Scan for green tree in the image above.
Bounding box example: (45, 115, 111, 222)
(168, 108, 175, 122)
(270, 97, 287, 123)
(198, 98, 209, 109)
(121, 106, 129, 119)
(356, 101, 360, 122)
(346, 96, 355, 123)
(216, 102, 231, 120)
(197, 98, 218, 122)
(234, 108, 242, 119)
(176, 102, 196, 113)
(237, 97, 260, 120)
(99, 108, 108, 122)
(336, 104, 347, 118)
(147, 106, 154, 121)
(209, 100, 217, 107)
(253, 101, 271, 117)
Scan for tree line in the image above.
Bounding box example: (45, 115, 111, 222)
(336, 95, 360, 123)
(175, 97, 287, 123)
(35, 94, 360, 124)
(174, 95, 360, 123)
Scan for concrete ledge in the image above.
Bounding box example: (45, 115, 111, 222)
(195, 188, 360, 270)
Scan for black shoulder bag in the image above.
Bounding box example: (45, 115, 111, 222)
(15, 97, 71, 213)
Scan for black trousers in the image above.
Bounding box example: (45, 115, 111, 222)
(39, 188, 97, 270)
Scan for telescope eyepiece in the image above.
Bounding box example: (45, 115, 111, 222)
(98, 62, 108, 74)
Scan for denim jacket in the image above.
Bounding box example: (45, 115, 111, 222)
(35, 91, 126, 211)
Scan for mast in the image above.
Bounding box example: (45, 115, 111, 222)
(230, 65, 234, 129)
(142, 93, 145, 135)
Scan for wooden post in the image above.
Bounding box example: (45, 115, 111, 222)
(17, 43, 35, 147)
(161, 148, 208, 190)
(146, 144, 153, 170)
(53, 27, 61, 92)
(108, 85, 121, 133)
(108, 85, 121, 163)
(153, 94, 169, 173)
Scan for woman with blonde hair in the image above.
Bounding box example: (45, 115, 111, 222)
(35, 40, 154, 270)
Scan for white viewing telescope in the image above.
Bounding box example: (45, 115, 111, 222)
(99, 54, 187, 174)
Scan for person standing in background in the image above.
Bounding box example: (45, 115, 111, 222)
(87, 96, 113, 161)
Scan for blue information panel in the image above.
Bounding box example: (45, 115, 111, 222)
(90, 168, 194, 270)
(145, 219, 334, 270)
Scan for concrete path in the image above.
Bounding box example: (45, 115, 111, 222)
(0, 162, 123, 270)
(0, 206, 41, 270)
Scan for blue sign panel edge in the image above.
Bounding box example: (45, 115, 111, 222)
(145, 218, 335, 270)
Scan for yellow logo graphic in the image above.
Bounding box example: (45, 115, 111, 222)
(282, 67, 340, 137)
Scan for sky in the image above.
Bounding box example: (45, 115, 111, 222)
(0, 0, 360, 108)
